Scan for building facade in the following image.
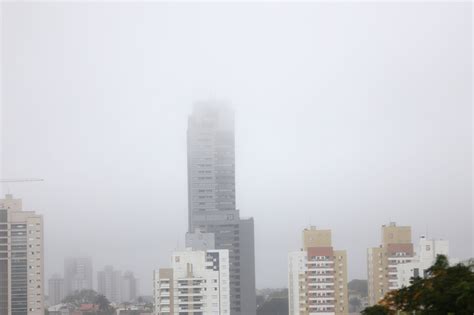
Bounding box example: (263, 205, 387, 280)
(367, 222, 414, 305)
(64, 257, 93, 295)
(48, 274, 65, 306)
(0, 194, 44, 315)
(186, 102, 256, 315)
(97, 266, 122, 303)
(288, 227, 349, 315)
(121, 271, 139, 303)
(396, 236, 454, 288)
(153, 249, 230, 315)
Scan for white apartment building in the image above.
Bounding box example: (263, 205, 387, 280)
(48, 274, 65, 306)
(98, 266, 122, 303)
(396, 236, 456, 288)
(153, 249, 230, 315)
(64, 257, 93, 295)
(0, 194, 44, 315)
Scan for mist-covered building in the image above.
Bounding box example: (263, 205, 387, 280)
(48, 274, 65, 306)
(186, 102, 256, 315)
(0, 194, 44, 315)
(97, 266, 122, 303)
(64, 257, 93, 295)
(121, 271, 139, 303)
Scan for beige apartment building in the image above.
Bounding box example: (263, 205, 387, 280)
(288, 227, 349, 315)
(0, 194, 44, 315)
(367, 222, 414, 305)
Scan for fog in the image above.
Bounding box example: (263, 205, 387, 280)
(1, 2, 472, 295)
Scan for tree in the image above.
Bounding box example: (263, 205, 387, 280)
(360, 305, 391, 315)
(62, 289, 98, 307)
(95, 294, 111, 313)
(365, 255, 474, 314)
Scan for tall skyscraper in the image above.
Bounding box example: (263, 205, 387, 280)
(97, 266, 122, 303)
(64, 257, 93, 295)
(288, 226, 349, 315)
(0, 194, 44, 315)
(186, 102, 256, 315)
(367, 222, 414, 305)
(153, 249, 230, 315)
(48, 274, 65, 306)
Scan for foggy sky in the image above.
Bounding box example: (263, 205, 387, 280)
(1, 2, 472, 295)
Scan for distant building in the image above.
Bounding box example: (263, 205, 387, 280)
(153, 249, 230, 315)
(396, 236, 456, 288)
(288, 226, 349, 315)
(48, 304, 70, 315)
(0, 194, 45, 315)
(185, 230, 215, 251)
(367, 222, 414, 305)
(257, 297, 288, 315)
(121, 271, 139, 303)
(187, 103, 257, 315)
(49, 274, 65, 306)
(98, 265, 122, 303)
(64, 257, 93, 295)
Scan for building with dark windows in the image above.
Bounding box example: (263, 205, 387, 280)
(186, 102, 256, 315)
(0, 194, 44, 315)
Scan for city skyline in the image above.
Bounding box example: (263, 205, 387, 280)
(1, 1, 472, 296)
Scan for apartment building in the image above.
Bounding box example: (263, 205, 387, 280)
(153, 249, 230, 315)
(0, 194, 44, 315)
(396, 236, 456, 288)
(367, 222, 414, 305)
(98, 266, 122, 303)
(48, 274, 65, 306)
(288, 227, 348, 315)
(64, 257, 93, 295)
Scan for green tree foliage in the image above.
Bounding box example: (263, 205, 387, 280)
(61, 290, 114, 315)
(62, 289, 98, 306)
(362, 255, 474, 314)
(361, 305, 390, 315)
(95, 294, 111, 312)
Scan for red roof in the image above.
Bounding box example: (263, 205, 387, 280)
(79, 304, 99, 311)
